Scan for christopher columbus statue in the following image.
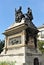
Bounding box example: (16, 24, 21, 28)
(26, 7, 33, 21)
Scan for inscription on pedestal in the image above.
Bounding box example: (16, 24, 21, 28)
(9, 36, 21, 45)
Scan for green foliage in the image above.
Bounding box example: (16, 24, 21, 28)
(0, 40, 5, 53)
(38, 41, 44, 53)
(0, 61, 16, 65)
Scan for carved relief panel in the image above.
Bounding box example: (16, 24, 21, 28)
(28, 36, 35, 48)
(9, 36, 21, 45)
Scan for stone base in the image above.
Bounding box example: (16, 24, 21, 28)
(0, 46, 42, 65)
(0, 47, 25, 65)
(25, 47, 42, 65)
(0, 54, 25, 65)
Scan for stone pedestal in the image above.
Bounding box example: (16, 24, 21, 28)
(1, 16, 42, 65)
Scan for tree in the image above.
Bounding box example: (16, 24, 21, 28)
(38, 41, 44, 53)
(0, 40, 5, 53)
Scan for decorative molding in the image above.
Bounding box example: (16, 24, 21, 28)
(3, 23, 27, 36)
(26, 53, 42, 56)
(4, 44, 26, 50)
(3, 44, 35, 50)
(0, 53, 24, 57)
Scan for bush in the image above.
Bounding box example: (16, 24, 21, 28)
(38, 41, 44, 53)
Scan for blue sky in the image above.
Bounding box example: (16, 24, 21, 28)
(0, 0, 44, 40)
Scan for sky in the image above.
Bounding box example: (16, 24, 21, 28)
(0, 0, 44, 40)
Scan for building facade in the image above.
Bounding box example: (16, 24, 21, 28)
(38, 24, 44, 41)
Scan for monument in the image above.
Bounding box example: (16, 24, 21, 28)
(0, 6, 42, 65)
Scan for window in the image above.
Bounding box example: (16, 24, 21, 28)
(41, 30, 44, 38)
(9, 36, 21, 45)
